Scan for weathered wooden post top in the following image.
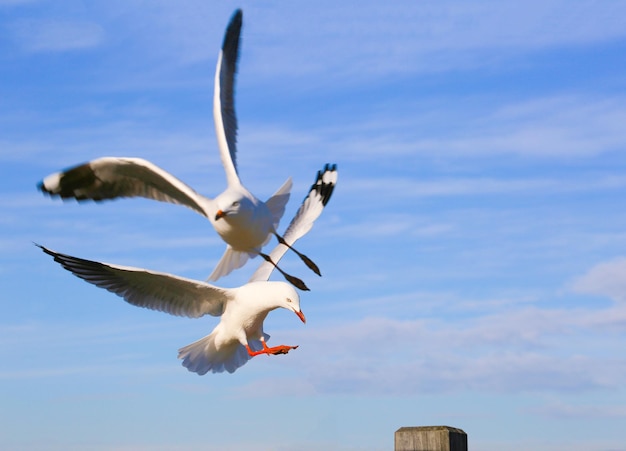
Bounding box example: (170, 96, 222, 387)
(395, 425, 468, 451)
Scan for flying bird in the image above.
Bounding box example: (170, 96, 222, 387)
(37, 164, 337, 375)
(37, 9, 317, 290)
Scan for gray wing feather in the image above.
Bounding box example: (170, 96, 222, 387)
(38, 157, 208, 217)
(214, 9, 242, 186)
(37, 245, 229, 318)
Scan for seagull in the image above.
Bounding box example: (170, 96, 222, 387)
(37, 9, 317, 290)
(37, 164, 337, 375)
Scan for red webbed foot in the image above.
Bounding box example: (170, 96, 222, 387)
(267, 344, 298, 355)
(246, 342, 299, 357)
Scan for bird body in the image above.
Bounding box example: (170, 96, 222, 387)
(211, 180, 289, 263)
(38, 244, 304, 375)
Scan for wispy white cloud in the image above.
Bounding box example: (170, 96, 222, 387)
(532, 400, 626, 419)
(263, 290, 626, 396)
(328, 95, 626, 160)
(11, 0, 618, 82)
(9, 19, 104, 52)
(345, 175, 626, 202)
(571, 257, 626, 303)
(323, 214, 454, 240)
(225, 1, 626, 81)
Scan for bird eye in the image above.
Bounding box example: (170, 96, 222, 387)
(232, 201, 240, 207)
(286, 298, 292, 303)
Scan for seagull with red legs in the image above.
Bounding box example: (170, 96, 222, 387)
(37, 164, 337, 375)
(37, 9, 317, 290)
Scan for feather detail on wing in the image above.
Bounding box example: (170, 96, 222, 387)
(214, 9, 242, 188)
(265, 177, 292, 231)
(249, 164, 337, 282)
(38, 157, 208, 217)
(36, 244, 229, 318)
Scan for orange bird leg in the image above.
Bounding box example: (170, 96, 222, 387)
(246, 341, 299, 357)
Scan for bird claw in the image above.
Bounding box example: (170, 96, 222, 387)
(247, 344, 299, 358)
(269, 345, 298, 355)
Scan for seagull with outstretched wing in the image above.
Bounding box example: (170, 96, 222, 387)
(38, 9, 317, 290)
(37, 164, 337, 375)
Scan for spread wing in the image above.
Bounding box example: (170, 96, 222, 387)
(37, 245, 229, 318)
(214, 9, 242, 188)
(249, 164, 338, 282)
(38, 157, 209, 217)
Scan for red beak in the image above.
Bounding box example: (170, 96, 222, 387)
(295, 310, 306, 324)
(215, 210, 226, 221)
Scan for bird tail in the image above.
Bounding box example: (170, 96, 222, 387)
(207, 246, 250, 281)
(178, 332, 251, 375)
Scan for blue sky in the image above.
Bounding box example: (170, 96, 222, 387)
(2, 0, 626, 449)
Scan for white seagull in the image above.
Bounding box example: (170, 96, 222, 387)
(37, 9, 317, 290)
(37, 164, 337, 375)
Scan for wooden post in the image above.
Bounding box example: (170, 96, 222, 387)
(395, 426, 467, 451)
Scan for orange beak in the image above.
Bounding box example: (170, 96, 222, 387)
(295, 310, 306, 324)
(215, 210, 226, 221)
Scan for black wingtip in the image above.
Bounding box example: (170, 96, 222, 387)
(34, 242, 55, 258)
(309, 163, 337, 207)
(37, 182, 57, 198)
(223, 9, 243, 54)
(37, 177, 57, 196)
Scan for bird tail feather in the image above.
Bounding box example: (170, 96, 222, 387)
(178, 332, 251, 375)
(207, 246, 250, 281)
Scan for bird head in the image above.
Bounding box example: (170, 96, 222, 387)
(286, 296, 306, 324)
(276, 282, 305, 323)
(214, 192, 253, 222)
